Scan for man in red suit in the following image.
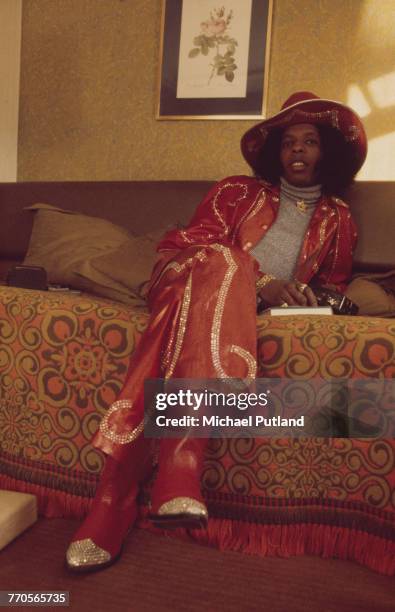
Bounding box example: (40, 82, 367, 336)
(66, 92, 367, 571)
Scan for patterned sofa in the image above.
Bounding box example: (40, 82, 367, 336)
(0, 180, 394, 575)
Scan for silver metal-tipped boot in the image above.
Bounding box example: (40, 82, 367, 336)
(66, 538, 112, 571)
(150, 496, 208, 529)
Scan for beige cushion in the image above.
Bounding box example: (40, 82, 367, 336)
(346, 275, 395, 317)
(88, 229, 164, 294)
(23, 203, 163, 305)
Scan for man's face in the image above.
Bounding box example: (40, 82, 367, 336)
(280, 123, 322, 187)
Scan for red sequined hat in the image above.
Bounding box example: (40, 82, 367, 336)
(241, 91, 367, 174)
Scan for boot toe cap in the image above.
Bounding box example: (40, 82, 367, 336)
(66, 538, 111, 570)
(157, 497, 208, 519)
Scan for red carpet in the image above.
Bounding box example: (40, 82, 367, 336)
(0, 518, 394, 611)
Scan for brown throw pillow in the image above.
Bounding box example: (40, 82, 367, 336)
(87, 229, 165, 294)
(345, 275, 395, 317)
(23, 203, 165, 305)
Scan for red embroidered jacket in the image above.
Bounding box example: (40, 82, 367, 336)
(155, 175, 358, 292)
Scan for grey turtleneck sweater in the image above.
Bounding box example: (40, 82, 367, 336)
(251, 177, 322, 280)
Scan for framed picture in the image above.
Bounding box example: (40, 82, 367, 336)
(157, 0, 273, 120)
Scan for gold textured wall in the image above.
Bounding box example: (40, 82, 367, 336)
(17, 0, 395, 181)
(0, 0, 22, 181)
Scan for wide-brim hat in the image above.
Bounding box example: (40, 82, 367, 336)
(241, 91, 367, 175)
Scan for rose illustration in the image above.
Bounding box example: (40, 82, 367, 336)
(200, 18, 227, 37)
(188, 7, 238, 84)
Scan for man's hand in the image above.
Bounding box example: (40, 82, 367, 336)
(259, 279, 318, 307)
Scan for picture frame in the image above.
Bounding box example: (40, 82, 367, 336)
(157, 0, 273, 120)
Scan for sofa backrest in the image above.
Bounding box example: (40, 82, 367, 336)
(0, 181, 212, 280)
(0, 180, 393, 280)
(345, 181, 394, 272)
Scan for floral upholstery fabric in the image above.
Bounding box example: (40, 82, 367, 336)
(199, 314, 395, 574)
(0, 286, 394, 574)
(0, 286, 148, 509)
(256, 314, 395, 380)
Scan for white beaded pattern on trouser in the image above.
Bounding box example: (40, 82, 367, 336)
(99, 399, 144, 444)
(210, 244, 257, 379)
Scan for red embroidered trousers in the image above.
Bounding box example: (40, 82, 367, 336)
(93, 244, 258, 460)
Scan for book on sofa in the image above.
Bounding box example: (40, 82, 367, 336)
(260, 305, 333, 316)
(0, 490, 38, 550)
